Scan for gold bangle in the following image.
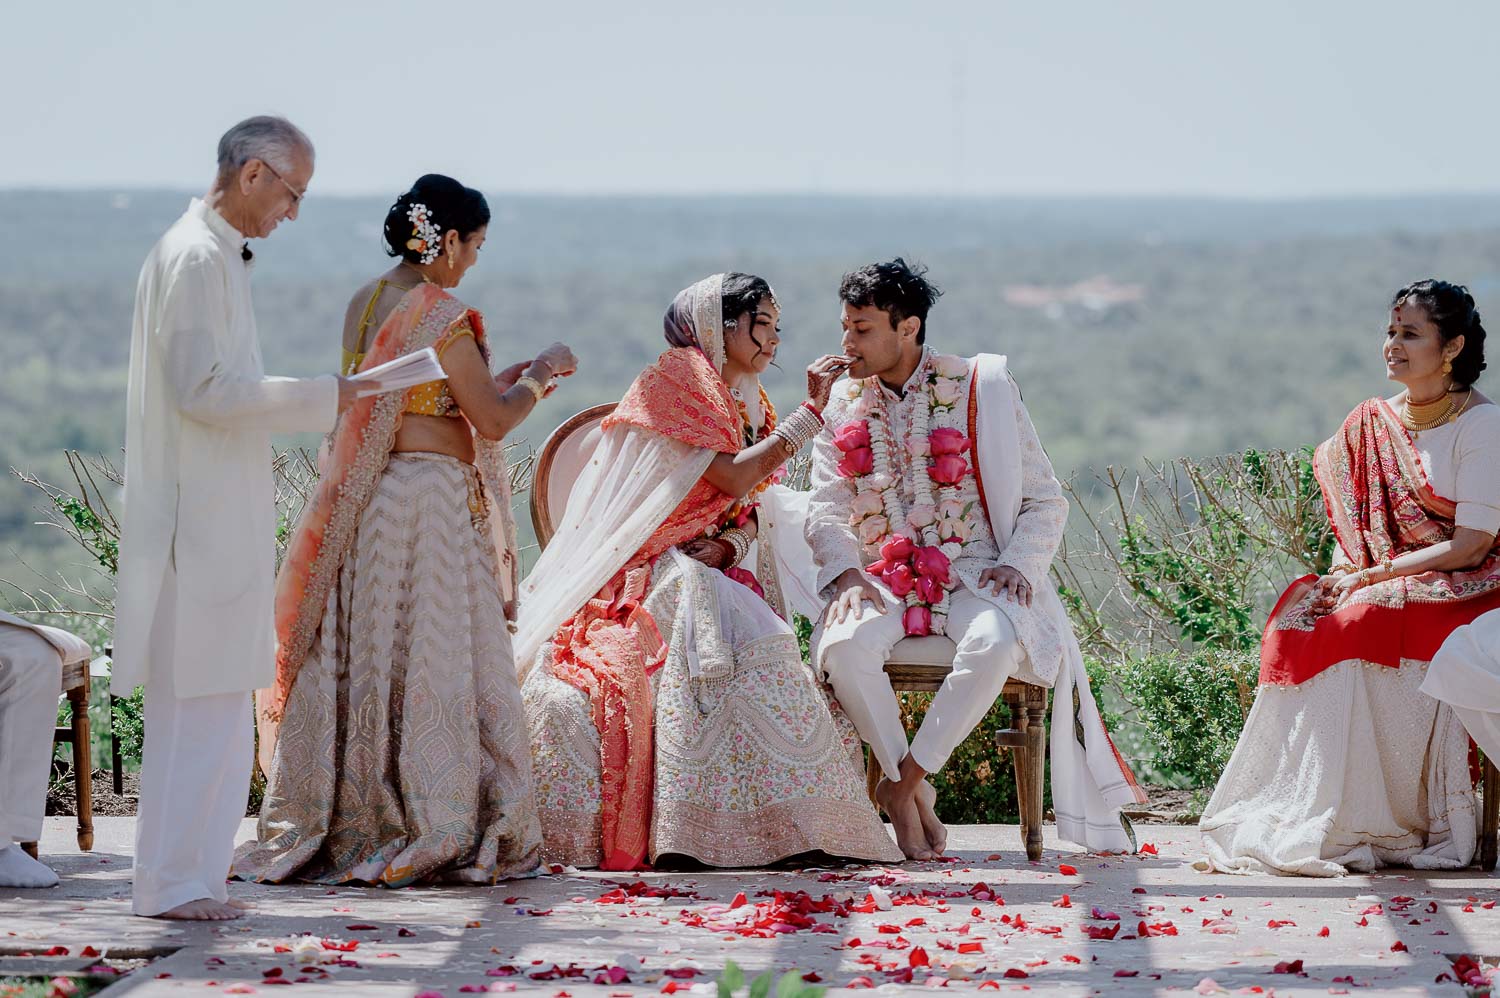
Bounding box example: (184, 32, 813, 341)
(514, 375, 546, 401)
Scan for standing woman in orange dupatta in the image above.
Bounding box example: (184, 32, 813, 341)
(516, 273, 901, 870)
(1198, 280, 1500, 876)
(234, 176, 576, 885)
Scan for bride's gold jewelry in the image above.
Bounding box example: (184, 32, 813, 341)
(1443, 358, 1454, 376)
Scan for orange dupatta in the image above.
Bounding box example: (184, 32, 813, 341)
(546, 346, 741, 870)
(256, 283, 519, 769)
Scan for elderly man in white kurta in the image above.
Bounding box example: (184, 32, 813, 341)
(806, 259, 1144, 861)
(0, 611, 92, 888)
(114, 116, 354, 920)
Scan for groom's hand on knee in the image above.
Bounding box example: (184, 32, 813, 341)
(826, 568, 888, 625)
(980, 565, 1033, 607)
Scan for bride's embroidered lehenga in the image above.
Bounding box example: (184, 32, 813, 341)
(1198, 397, 1500, 875)
(234, 283, 541, 886)
(515, 275, 901, 871)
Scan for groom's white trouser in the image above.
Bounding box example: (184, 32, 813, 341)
(0, 625, 62, 844)
(820, 585, 1022, 778)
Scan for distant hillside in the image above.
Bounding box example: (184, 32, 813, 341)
(6, 191, 1500, 599)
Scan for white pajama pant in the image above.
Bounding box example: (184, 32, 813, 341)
(0, 625, 62, 844)
(132, 670, 252, 916)
(820, 586, 1023, 779)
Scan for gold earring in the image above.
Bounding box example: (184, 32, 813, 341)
(1443, 359, 1453, 375)
(447, 250, 456, 271)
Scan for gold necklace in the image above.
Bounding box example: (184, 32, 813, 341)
(1400, 388, 1469, 432)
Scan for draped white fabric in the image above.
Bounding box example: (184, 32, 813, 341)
(515, 425, 713, 679)
(1425, 610, 1500, 764)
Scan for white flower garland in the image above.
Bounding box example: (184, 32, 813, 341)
(837, 353, 981, 636)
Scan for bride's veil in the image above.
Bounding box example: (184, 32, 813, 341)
(513, 275, 729, 679)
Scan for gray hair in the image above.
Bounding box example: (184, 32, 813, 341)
(215, 115, 314, 183)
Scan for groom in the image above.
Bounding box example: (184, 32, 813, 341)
(805, 258, 1142, 860)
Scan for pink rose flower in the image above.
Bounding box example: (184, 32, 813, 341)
(833, 420, 871, 453)
(915, 574, 945, 604)
(938, 497, 968, 520)
(864, 558, 890, 577)
(913, 545, 952, 582)
(908, 434, 931, 458)
(724, 566, 765, 599)
(934, 354, 970, 379)
(932, 377, 965, 407)
(906, 503, 938, 530)
(937, 515, 972, 543)
(866, 471, 896, 492)
(883, 562, 916, 597)
(903, 605, 933, 636)
(837, 446, 874, 478)
(850, 491, 885, 518)
(857, 514, 891, 546)
(929, 427, 970, 455)
(880, 535, 917, 564)
(929, 452, 970, 485)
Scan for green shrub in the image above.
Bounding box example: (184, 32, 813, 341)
(1110, 648, 1258, 787)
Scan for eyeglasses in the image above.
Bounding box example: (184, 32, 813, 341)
(260, 160, 306, 206)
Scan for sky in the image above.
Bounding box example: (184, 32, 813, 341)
(3, 0, 1498, 198)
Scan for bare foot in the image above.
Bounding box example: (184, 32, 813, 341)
(915, 780, 948, 855)
(875, 778, 935, 861)
(153, 898, 243, 921)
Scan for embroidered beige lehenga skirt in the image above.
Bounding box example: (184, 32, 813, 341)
(234, 453, 541, 885)
(523, 550, 902, 868)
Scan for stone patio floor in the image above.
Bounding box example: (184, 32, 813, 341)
(2, 817, 1496, 996)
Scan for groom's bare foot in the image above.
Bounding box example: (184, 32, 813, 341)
(915, 780, 948, 855)
(153, 898, 243, 921)
(875, 778, 935, 861)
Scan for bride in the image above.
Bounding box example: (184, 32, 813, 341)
(516, 273, 902, 870)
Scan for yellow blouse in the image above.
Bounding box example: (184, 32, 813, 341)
(404, 324, 474, 416)
(343, 280, 474, 419)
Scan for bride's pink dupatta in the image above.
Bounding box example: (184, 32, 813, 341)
(256, 283, 519, 771)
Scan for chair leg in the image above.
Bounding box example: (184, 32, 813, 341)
(1008, 697, 1045, 863)
(67, 684, 94, 852)
(1482, 756, 1498, 873)
(109, 690, 124, 796)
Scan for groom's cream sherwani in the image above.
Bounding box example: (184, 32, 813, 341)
(117, 198, 337, 915)
(805, 349, 1142, 853)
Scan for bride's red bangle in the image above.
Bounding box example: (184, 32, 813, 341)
(801, 400, 825, 422)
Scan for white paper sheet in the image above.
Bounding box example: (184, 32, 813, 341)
(349, 347, 445, 397)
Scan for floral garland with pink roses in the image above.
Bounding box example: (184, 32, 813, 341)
(832, 353, 981, 636)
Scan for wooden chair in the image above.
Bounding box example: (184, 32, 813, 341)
(530, 403, 618, 547)
(862, 637, 1049, 862)
(1482, 755, 1498, 872)
(20, 658, 94, 860)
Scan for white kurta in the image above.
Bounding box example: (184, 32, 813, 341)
(113, 199, 338, 698)
(1198, 401, 1500, 876)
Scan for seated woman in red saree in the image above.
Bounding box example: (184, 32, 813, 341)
(234, 177, 577, 886)
(1199, 280, 1500, 875)
(515, 273, 901, 870)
